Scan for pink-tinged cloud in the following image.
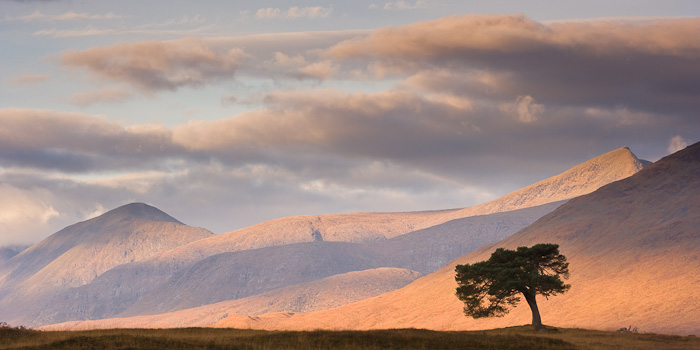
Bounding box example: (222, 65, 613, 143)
(328, 15, 550, 59)
(328, 15, 700, 115)
(329, 15, 700, 59)
(5, 10, 120, 22)
(267, 52, 338, 80)
(61, 38, 247, 92)
(172, 88, 479, 158)
(34, 26, 115, 37)
(9, 74, 50, 85)
(69, 88, 131, 106)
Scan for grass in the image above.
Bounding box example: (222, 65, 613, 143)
(0, 325, 698, 350)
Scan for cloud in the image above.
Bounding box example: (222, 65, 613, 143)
(287, 6, 332, 19)
(171, 88, 481, 160)
(168, 85, 692, 180)
(326, 15, 700, 116)
(383, 1, 428, 10)
(28, 15, 210, 38)
(33, 26, 115, 37)
(9, 74, 50, 85)
(668, 135, 688, 154)
(0, 183, 59, 246)
(83, 170, 184, 195)
(255, 7, 332, 19)
(135, 15, 206, 29)
(49, 11, 120, 21)
(330, 15, 700, 60)
(500, 95, 544, 123)
(266, 52, 338, 80)
(255, 8, 281, 19)
(0, 108, 180, 172)
(69, 88, 132, 106)
(34, 23, 216, 38)
(61, 38, 247, 92)
(4, 10, 120, 22)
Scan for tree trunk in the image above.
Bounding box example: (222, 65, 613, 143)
(523, 290, 543, 330)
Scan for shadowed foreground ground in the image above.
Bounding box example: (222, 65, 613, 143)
(1, 325, 699, 350)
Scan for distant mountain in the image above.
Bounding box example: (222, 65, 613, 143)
(122, 203, 561, 315)
(0, 246, 28, 265)
(205, 141, 700, 335)
(40, 268, 422, 330)
(0, 203, 213, 325)
(372, 201, 564, 274)
(28, 202, 558, 326)
(120, 241, 385, 316)
(34, 147, 646, 328)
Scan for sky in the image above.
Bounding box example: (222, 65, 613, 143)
(1, 0, 699, 245)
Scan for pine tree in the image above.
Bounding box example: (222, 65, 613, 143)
(455, 243, 570, 330)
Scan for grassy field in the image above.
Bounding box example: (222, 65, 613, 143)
(1, 325, 698, 350)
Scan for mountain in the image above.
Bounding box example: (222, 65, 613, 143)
(119, 241, 385, 316)
(372, 201, 563, 274)
(40, 267, 422, 330)
(27, 202, 558, 326)
(0, 203, 213, 325)
(448, 146, 646, 217)
(147, 147, 646, 267)
(35, 147, 645, 328)
(205, 141, 700, 335)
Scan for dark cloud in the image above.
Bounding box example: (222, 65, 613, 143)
(328, 15, 700, 116)
(0, 109, 185, 172)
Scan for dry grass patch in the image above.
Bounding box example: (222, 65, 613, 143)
(1, 325, 698, 350)
(485, 326, 700, 350)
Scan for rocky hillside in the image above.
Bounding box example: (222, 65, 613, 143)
(203, 142, 700, 335)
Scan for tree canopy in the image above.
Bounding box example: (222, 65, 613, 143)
(454, 243, 570, 329)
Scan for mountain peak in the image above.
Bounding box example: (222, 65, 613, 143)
(0, 202, 212, 309)
(95, 202, 183, 225)
(452, 146, 646, 217)
(588, 145, 639, 163)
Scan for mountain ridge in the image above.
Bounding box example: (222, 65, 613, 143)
(152, 146, 645, 266)
(31, 147, 648, 329)
(201, 142, 700, 335)
(3, 146, 647, 327)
